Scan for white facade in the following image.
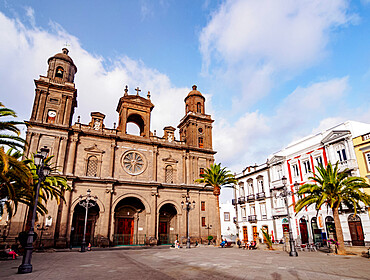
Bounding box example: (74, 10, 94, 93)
(219, 201, 237, 242)
(235, 121, 370, 246)
(234, 163, 274, 243)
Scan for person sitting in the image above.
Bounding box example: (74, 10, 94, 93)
(220, 240, 226, 248)
(249, 241, 257, 250)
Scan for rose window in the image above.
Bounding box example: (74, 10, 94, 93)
(123, 152, 145, 175)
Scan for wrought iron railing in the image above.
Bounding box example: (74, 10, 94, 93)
(246, 194, 255, 202)
(112, 234, 147, 246)
(256, 192, 266, 200)
(158, 234, 177, 245)
(248, 215, 257, 222)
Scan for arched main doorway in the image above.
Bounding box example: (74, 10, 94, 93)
(348, 214, 365, 246)
(70, 203, 100, 247)
(311, 217, 323, 244)
(158, 203, 178, 245)
(325, 216, 336, 241)
(299, 217, 309, 244)
(113, 197, 146, 246)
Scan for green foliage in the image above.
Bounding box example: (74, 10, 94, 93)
(261, 228, 272, 249)
(0, 148, 32, 217)
(195, 163, 237, 196)
(207, 235, 213, 241)
(0, 102, 27, 150)
(23, 154, 71, 217)
(295, 162, 370, 214)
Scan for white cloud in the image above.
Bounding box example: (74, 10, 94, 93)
(200, 0, 354, 106)
(0, 11, 189, 139)
(216, 77, 350, 172)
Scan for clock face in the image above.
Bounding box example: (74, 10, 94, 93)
(48, 111, 56, 118)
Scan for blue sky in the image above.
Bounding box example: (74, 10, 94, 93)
(1, 1, 370, 202)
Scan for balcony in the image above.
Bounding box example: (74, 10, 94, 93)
(256, 192, 266, 200)
(262, 214, 267, 220)
(272, 207, 287, 219)
(248, 215, 257, 222)
(238, 196, 246, 204)
(338, 159, 357, 172)
(232, 199, 237, 205)
(242, 216, 247, 222)
(246, 194, 255, 202)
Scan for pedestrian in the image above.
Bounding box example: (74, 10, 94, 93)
(87, 243, 92, 251)
(237, 239, 241, 248)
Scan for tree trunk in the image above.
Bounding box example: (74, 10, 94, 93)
(215, 193, 221, 244)
(333, 207, 346, 255)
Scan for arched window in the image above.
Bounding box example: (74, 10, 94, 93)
(197, 102, 202, 113)
(335, 143, 347, 162)
(86, 155, 98, 177)
(55, 66, 64, 78)
(165, 165, 173, 183)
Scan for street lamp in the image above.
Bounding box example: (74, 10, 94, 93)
(79, 189, 97, 252)
(181, 192, 195, 249)
(205, 224, 212, 244)
(18, 146, 51, 274)
(275, 175, 298, 257)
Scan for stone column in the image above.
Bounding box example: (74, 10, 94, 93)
(30, 89, 41, 121)
(29, 132, 41, 156)
(109, 140, 117, 178)
(63, 96, 73, 126)
(66, 133, 79, 175)
(36, 90, 47, 122)
(152, 146, 158, 181)
(57, 137, 68, 173)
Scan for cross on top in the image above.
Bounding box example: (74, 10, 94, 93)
(64, 42, 70, 47)
(135, 87, 141, 95)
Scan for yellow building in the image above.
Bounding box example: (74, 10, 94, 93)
(353, 132, 370, 195)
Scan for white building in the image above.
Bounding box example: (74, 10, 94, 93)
(235, 121, 370, 246)
(219, 201, 237, 242)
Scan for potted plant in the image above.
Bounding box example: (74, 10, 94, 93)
(207, 235, 213, 245)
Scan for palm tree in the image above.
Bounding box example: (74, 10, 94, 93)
(24, 155, 71, 229)
(0, 102, 27, 150)
(295, 162, 370, 255)
(195, 163, 237, 243)
(0, 148, 33, 217)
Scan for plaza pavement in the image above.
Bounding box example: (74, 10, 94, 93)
(0, 246, 369, 280)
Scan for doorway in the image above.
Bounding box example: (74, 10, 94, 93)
(252, 226, 258, 241)
(348, 214, 365, 246)
(116, 218, 134, 245)
(158, 203, 177, 245)
(70, 203, 100, 247)
(311, 217, 323, 244)
(299, 218, 309, 244)
(242, 226, 248, 242)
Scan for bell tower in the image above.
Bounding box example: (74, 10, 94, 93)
(116, 86, 154, 137)
(30, 48, 77, 127)
(178, 85, 214, 149)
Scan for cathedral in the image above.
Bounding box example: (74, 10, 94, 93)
(6, 48, 218, 247)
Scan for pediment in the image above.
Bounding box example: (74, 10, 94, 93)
(268, 155, 285, 165)
(162, 154, 178, 163)
(321, 130, 350, 144)
(84, 144, 105, 154)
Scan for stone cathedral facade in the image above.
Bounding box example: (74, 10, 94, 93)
(7, 48, 218, 247)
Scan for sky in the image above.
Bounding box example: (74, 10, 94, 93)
(1, 0, 370, 202)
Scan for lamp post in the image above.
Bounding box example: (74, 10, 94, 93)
(181, 192, 195, 249)
(205, 224, 212, 239)
(79, 189, 97, 252)
(18, 146, 51, 274)
(36, 223, 49, 251)
(277, 176, 298, 257)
